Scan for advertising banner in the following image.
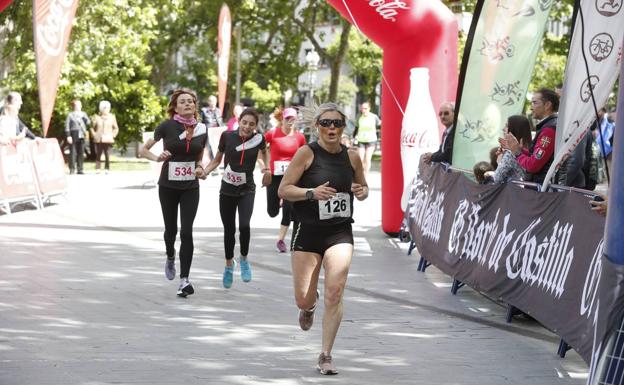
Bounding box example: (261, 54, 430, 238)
(29, 138, 67, 196)
(33, 0, 80, 137)
(0, 143, 39, 200)
(542, 0, 624, 189)
(406, 162, 607, 363)
(585, 38, 624, 385)
(217, 3, 231, 116)
(452, 0, 553, 170)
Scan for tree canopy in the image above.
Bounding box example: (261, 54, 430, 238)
(0, 0, 577, 149)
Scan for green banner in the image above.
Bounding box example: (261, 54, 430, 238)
(452, 0, 554, 170)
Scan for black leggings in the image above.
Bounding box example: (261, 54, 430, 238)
(220, 193, 255, 260)
(266, 175, 292, 227)
(158, 186, 200, 278)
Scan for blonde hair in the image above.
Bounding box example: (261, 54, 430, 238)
(297, 102, 346, 133)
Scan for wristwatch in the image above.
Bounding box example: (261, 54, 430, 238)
(305, 189, 314, 201)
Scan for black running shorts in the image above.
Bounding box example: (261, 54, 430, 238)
(291, 222, 353, 256)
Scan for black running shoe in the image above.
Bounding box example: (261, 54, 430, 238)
(177, 279, 194, 297)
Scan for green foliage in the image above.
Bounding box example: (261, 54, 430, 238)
(242, 80, 283, 112)
(316, 77, 358, 108)
(346, 30, 382, 110)
(0, 0, 164, 151)
(530, 49, 567, 91)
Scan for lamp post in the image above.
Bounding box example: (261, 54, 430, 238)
(305, 49, 320, 105)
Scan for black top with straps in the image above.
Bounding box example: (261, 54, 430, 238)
(294, 142, 354, 226)
(218, 130, 267, 196)
(154, 119, 207, 190)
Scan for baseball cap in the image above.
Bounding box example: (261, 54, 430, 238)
(283, 107, 297, 120)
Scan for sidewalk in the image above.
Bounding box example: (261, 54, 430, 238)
(0, 166, 588, 385)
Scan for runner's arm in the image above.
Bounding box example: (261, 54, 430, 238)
(349, 149, 369, 201)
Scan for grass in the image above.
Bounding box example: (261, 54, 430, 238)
(70, 156, 151, 172)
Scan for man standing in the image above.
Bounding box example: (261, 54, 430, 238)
(65, 99, 90, 174)
(502, 88, 558, 184)
(200, 95, 223, 161)
(354, 102, 381, 174)
(593, 107, 614, 171)
(423, 101, 455, 164)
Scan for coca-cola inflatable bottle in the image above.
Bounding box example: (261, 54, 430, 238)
(400, 67, 439, 211)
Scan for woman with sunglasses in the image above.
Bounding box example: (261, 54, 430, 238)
(263, 107, 307, 253)
(200, 108, 270, 289)
(278, 102, 368, 375)
(139, 89, 208, 297)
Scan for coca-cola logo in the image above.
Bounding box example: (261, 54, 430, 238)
(401, 131, 431, 148)
(366, 0, 410, 22)
(36, 0, 76, 57)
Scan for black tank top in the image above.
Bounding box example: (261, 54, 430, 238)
(294, 142, 354, 226)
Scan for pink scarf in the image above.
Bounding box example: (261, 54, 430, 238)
(173, 114, 197, 126)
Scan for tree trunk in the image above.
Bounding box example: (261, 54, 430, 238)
(328, 21, 352, 102)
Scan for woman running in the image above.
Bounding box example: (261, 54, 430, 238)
(278, 102, 368, 375)
(200, 108, 270, 288)
(139, 89, 207, 297)
(263, 107, 306, 252)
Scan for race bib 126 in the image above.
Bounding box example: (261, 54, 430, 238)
(318, 192, 351, 220)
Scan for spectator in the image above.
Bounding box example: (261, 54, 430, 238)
(354, 102, 381, 175)
(555, 83, 563, 98)
(589, 194, 608, 216)
(200, 95, 223, 128)
(0, 92, 37, 142)
(592, 107, 614, 171)
(607, 107, 616, 125)
(91, 100, 119, 174)
(473, 161, 494, 184)
(422, 101, 455, 164)
(492, 115, 531, 184)
(227, 103, 244, 132)
(0, 100, 22, 145)
(489, 147, 499, 170)
(65, 99, 90, 174)
(556, 131, 593, 188)
(200, 95, 223, 161)
(501, 88, 558, 184)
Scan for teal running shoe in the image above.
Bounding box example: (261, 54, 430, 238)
(240, 259, 252, 282)
(223, 260, 236, 289)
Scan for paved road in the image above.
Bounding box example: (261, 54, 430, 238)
(0, 168, 588, 385)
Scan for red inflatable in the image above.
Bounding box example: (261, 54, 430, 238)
(0, 0, 13, 13)
(327, 0, 458, 234)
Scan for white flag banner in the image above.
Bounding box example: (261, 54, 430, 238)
(542, 0, 624, 190)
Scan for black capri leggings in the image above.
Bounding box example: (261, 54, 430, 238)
(158, 186, 200, 278)
(219, 192, 255, 260)
(266, 175, 292, 227)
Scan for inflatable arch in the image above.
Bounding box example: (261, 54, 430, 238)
(327, 0, 458, 234)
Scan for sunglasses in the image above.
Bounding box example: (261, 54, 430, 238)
(318, 119, 346, 128)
